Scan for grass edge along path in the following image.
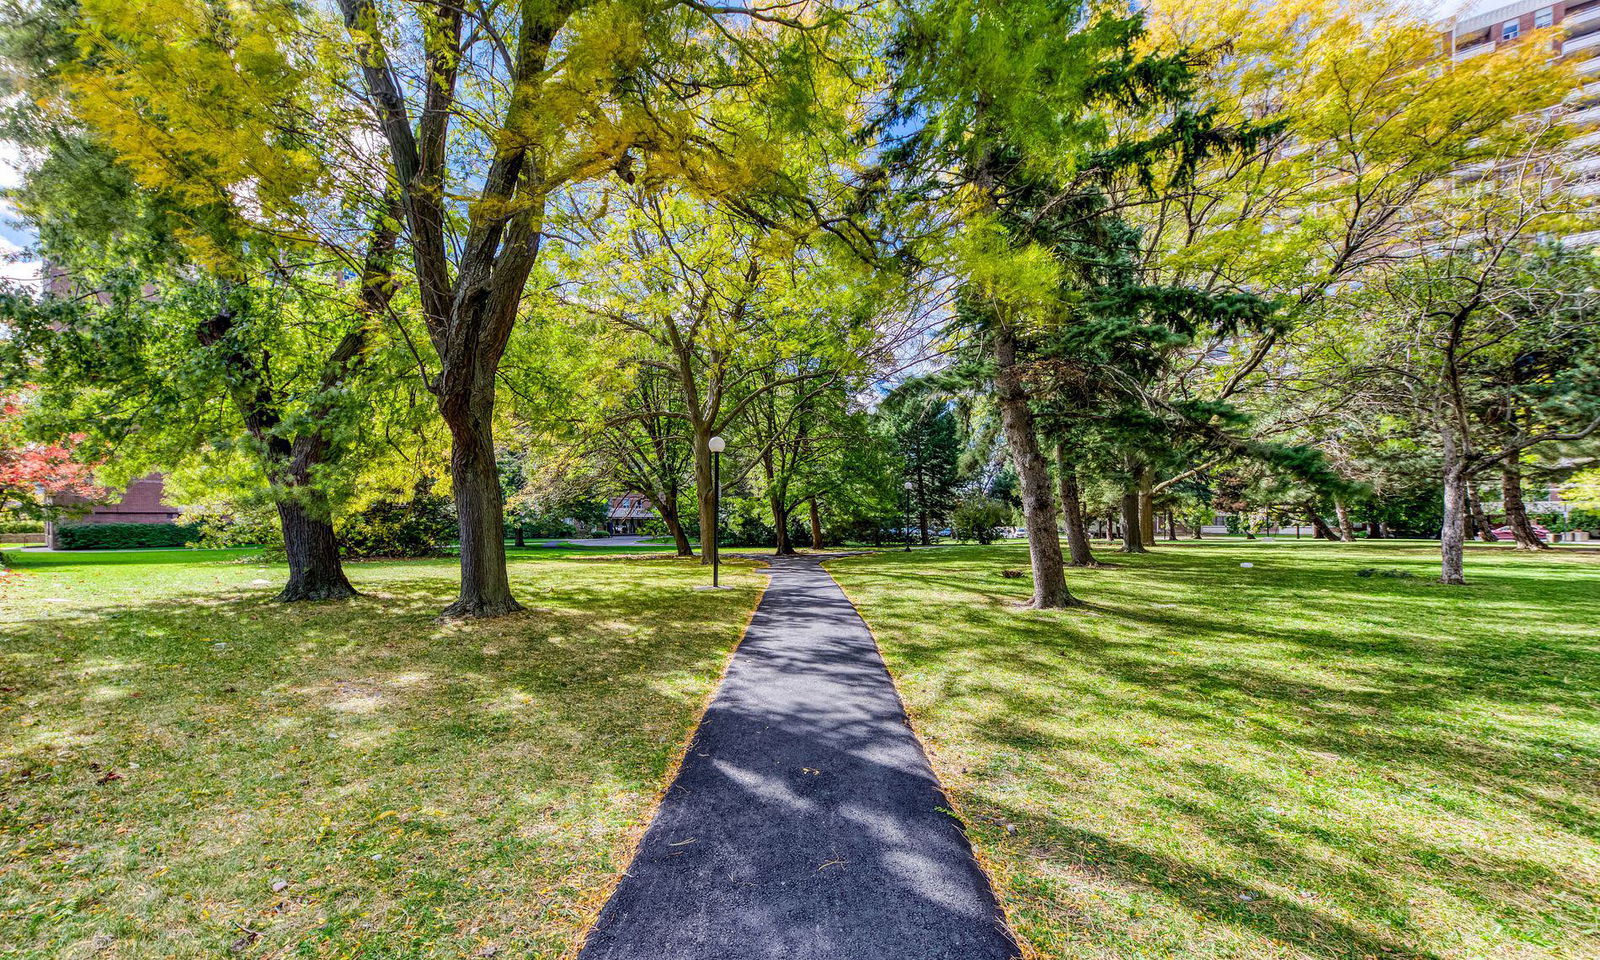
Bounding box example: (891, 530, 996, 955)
(563, 562, 773, 960)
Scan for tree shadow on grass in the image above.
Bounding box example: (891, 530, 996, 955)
(0, 557, 766, 958)
(829, 544, 1600, 958)
(985, 798, 1446, 960)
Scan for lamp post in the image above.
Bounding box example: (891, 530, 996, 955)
(709, 435, 726, 586)
(903, 479, 915, 552)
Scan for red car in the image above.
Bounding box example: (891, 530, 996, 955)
(1490, 523, 1552, 543)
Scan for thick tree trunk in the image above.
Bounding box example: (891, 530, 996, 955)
(1120, 488, 1145, 552)
(810, 498, 824, 550)
(1119, 464, 1146, 554)
(762, 451, 796, 557)
(772, 496, 796, 556)
(1501, 458, 1548, 550)
(694, 433, 716, 565)
(1467, 485, 1497, 542)
(513, 525, 526, 549)
(630, 469, 694, 558)
(662, 502, 694, 553)
(994, 329, 1078, 608)
(1165, 511, 1177, 541)
(276, 495, 357, 602)
(440, 393, 522, 618)
(1308, 507, 1340, 542)
(1440, 426, 1467, 586)
(649, 486, 694, 553)
(1137, 464, 1155, 546)
(1054, 444, 1097, 567)
(1333, 498, 1357, 542)
(198, 306, 362, 605)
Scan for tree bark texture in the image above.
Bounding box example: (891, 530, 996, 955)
(1501, 458, 1549, 550)
(994, 329, 1077, 607)
(1120, 460, 1146, 554)
(1137, 464, 1155, 546)
(694, 432, 717, 565)
(441, 393, 522, 618)
(1054, 444, 1097, 567)
(1333, 498, 1357, 542)
(658, 495, 694, 558)
(1467, 485, 1498, 542)
(1440, 424, 1468, 585)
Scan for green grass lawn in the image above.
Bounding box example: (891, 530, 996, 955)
(0, 548, 762, 960)
(829, 539, 1600, 960)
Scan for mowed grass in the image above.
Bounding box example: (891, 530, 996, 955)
(829, 539, 1600, 960)
(0, 548, 762, 959)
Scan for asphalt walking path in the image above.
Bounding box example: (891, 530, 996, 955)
(578, 555, 1019, 960)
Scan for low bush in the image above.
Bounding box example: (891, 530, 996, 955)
(340, 492, 455, 558)
(1356, 567, 1418, 579)
(0, 519, 46, 534)
(185, 506, 283, 554)
(55, 522, 200, 550)
(952, 497, 1012, 544)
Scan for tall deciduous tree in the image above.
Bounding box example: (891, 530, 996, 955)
(888, 0, 1273, 606)
(556, 182, 892, 563)
(335, 0, 864, 614)
(1, 1, 411, 600)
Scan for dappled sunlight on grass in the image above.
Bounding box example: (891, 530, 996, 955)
(830, 539, 1600, 960)
(0, 550, 763, 959)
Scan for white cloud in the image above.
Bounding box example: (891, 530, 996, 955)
(0, 140, 24, 190)
(0, 258, 42, 292)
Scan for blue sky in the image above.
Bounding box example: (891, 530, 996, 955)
(0, 142, 41, 288)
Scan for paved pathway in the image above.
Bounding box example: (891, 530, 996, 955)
(579, 555, 1018, 960)
(524, 536, 654, 548)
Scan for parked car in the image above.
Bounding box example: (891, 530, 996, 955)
(1489, 523, 1551, 543)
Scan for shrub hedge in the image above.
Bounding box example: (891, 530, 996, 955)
(340, 492, 455, 558)
(55, 522, 200, 550)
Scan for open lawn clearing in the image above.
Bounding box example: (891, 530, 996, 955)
(830, 539, 1600, 960)
(0, 549, 762, 959)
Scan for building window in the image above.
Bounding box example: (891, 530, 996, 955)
(1536, 7, 1553, 28)
(1502, 19, 1520, 40)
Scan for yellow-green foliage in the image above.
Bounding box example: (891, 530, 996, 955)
(1138, 0, 1585, 300)
(68, 0, 330, 252)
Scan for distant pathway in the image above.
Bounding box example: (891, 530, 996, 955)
(578, 555, 1018, 960)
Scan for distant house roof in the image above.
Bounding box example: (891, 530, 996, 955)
(49, 472, 181, 523)
(607, 494, 657, 521)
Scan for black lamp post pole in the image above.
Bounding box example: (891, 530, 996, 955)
(904, 481, 912, 552)
(712, 448, 721, 587)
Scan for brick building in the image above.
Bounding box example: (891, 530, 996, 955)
(45, 472, 182, 548)
(1443, 0, 1600, 248)
(605, 494, 658, 535)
